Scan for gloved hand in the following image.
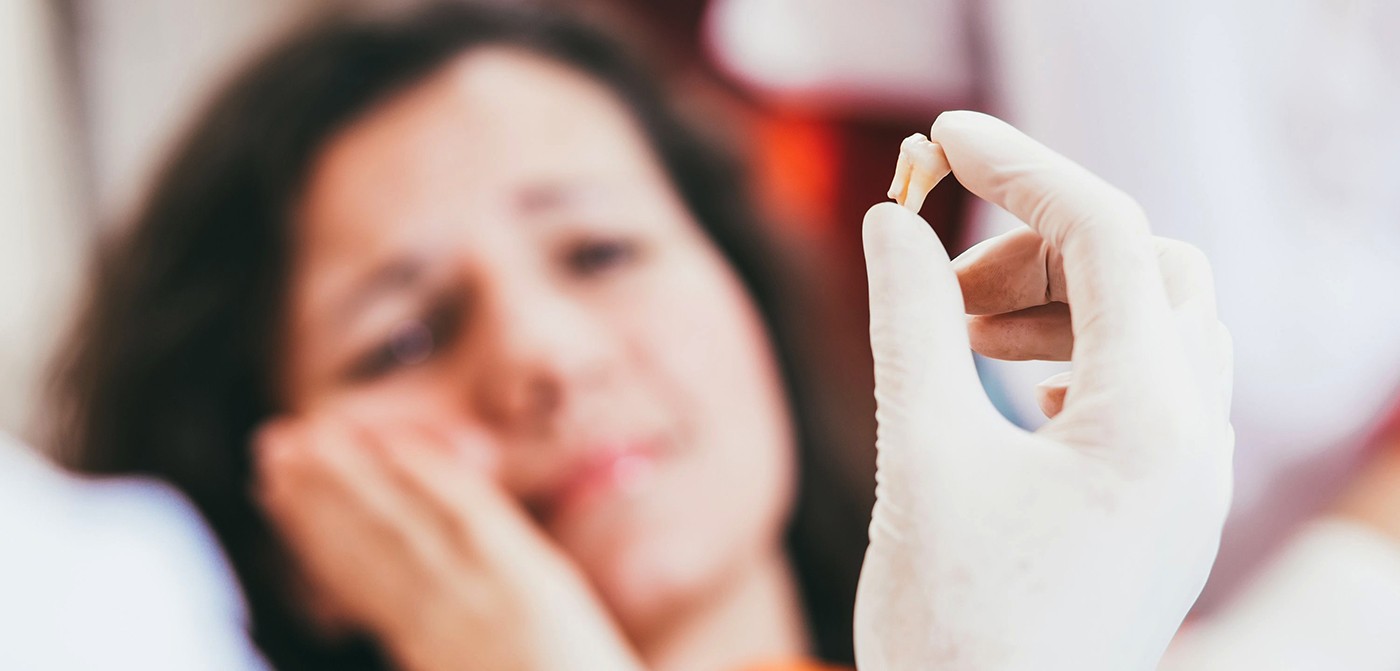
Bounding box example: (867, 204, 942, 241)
(854, 111, 1234, 671)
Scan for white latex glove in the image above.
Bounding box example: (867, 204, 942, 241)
(853, 111, 1234, 671)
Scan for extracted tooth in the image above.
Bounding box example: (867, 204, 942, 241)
(888, 133, 924, 203)
(893, 134, 951, 214)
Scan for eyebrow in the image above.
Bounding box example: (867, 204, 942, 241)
(332, 255, 428, 327)
(327, 181, 614, 326)
(514, 181, 609, 216)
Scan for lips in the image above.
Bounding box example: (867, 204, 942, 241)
(537, 440, 660, 522)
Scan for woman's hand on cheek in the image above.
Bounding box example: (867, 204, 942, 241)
(253, 414, 644, 671)
(856, 111, 1234, 671)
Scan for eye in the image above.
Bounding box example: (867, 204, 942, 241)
(345, 298, 463, 382)
(387, 320, 435, 365)
(565, 238, 639, 277)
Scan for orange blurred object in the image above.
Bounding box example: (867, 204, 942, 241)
(737, 659, 851, 671)
(753, 113, 841, 238)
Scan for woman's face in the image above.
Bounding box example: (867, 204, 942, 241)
(282, 49, 795, 622)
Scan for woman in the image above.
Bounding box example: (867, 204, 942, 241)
(49, 3, 868, 670)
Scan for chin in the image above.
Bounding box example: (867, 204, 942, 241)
(550, 451, 793, 631)
(582, 525, 736, 630)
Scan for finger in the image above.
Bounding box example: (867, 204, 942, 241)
(253, 419, 313, 519)
(268, 416, 447, 563)
(364, 424, 528, 556)
(367, 423, 497, 511)
(956, 230, 1217, 317)
(863, 202, 1001, 451)
(1035, 371, 1073, 419)
(254, 419, 376, 559)
(1156, 243, 1227, 420)
(967, 302, 1073, 361)
(968, 300, 1228, 423)
(1172, 299, 1234, 421)
(1153, 238, 1217, 316)
(449, 428, 502, 477)
(959, 234, 1219, 376)
(254, 417, 451, 630)
(929, 111, 1175, 401)
(966, 300, 1229, 420)
(254, 417, 364, 511)
(1214, 322, 1234, 418)
(253, 421, 371, 625)
(252, 419, 299, 499)
(953, 227, 1064, 315)
(357, 422, 470, 543)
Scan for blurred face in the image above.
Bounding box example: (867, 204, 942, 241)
(282, 49, 795, 622)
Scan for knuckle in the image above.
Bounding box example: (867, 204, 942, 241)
(1156, 238, 1220, 310)
(1156, 237, 1213, 278)
(1046, 188, 1147, 249)
(1214, 321, 1235, 361)
(1101, 189, 1150, 233)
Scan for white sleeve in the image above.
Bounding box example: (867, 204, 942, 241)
(0, 435, 271, 671)
(1161, 519, 1400, 671)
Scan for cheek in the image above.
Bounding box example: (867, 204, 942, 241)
(571, 254, 799, 618)
(634, 256, 797, 535)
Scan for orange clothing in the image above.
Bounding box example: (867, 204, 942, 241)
(736, 661, 850, 671)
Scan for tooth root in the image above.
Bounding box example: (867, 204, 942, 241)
(889, 155, 911, 204)
(889, 133, 928, 205)
(904, 170, 934, 213)
(901, 138, 951, 213)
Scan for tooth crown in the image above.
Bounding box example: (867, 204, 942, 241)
(887, 132, 950, 214)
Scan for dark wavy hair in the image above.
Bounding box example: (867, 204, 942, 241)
(49, 2, 870, 668)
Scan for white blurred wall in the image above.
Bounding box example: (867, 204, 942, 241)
(0, 0, 324, 442)
(76, 0, 322, 220)
(0, 0, 85, 440)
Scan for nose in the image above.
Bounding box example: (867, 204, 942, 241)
(469, 276, 621, 430)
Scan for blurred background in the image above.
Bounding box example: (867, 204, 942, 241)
(3, 0, 1400, 666)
